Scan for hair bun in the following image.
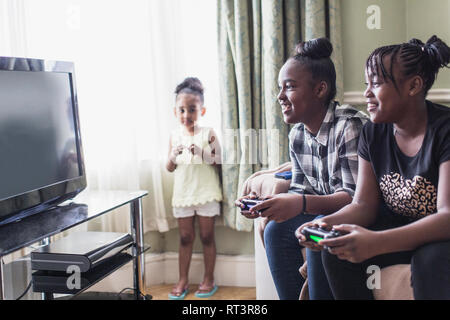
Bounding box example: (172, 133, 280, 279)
(423, 35, 450, 72)
(408, 38, 425, 47)
(294, 37, 333, 59)
(175, 77, 204, 95)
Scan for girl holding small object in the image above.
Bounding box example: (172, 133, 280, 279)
(296, 35, 450, 299)
(235, 38, 368, 300)
(166, 77, 222, 299)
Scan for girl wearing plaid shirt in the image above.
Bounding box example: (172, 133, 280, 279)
(237, 38, 368, 299)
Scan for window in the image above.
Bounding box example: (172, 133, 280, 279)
(1, 0, 221, 169)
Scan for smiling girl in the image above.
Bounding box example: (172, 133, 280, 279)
(296, 35, 450, 299)
(236, 38, 368, 299)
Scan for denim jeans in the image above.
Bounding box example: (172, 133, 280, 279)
(264, 213, 316, 300)
(305, 215, 334, 300)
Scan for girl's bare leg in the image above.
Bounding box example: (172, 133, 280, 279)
(172, 216, 195, 295)
(197, 215, 216, 290)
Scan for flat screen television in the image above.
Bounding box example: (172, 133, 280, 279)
(0, 56, 87, 226)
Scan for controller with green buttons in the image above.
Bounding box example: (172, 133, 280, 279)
(301, 226, 341, 243)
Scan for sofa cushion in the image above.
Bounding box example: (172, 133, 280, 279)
(373, 264, 414, 300)
(242, 173, 291, 198)
(299, 261, 414, 300)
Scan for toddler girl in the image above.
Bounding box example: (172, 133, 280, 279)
(166, 77, 222, 299)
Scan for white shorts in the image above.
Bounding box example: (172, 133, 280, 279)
(173, 201, 221, 218)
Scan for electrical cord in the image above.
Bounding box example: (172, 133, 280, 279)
(15, 282, 152, 300)
(15, 279, 33, 300)
(116, 287, 152, 300)
(116, 287, 134, 299)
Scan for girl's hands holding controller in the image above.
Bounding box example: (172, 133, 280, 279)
(235, 191, 261, 219)
(296, 221, 383, 263)
(320, 225, 382, 263)
(295, 219, 331, 252)
(170, 144, 206, 162)
(170, 144, 185, 163)
(250, 193, 303, 223)
(189, 143, 203, 157)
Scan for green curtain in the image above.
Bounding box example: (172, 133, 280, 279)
(217, 0, 343, 231)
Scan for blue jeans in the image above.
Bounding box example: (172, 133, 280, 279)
(305, 215, 334, 300)
(264, 213, 316, 300)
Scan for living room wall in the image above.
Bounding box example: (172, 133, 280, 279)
(341, 0, 450, 107)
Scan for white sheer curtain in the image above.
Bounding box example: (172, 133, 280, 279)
(0, 0, 221, 234)
(0, 0, 28, 55)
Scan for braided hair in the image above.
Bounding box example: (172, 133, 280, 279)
(291, 37, 337, 105)
(366, 35, 450, 94)
(175, 77, 205, 104)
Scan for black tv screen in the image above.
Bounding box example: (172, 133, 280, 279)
(0, 57, 86, 226)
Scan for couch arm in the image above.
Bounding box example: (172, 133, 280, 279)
(241, 172, 291, 198)
(241, 170, 291, 250)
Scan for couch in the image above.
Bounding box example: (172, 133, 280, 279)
(244, 171, 414, 300)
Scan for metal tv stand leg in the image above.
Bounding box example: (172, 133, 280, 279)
(130, 197, 146, 300)
(0, 257, 4, 300)
(39, 237, 51, 300)
(0, 237, 51, 300)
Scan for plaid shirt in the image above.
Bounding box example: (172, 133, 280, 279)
(288, 102, 368, 197)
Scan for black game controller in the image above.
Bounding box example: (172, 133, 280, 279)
(301, 226, 341, 243)
(240, 199, 267, 213)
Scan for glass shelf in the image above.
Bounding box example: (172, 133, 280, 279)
(4, 251, 134, 300)
(0, 190, 147, 257)
(0, 190, 149, 300)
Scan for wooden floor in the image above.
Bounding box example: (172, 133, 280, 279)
(147, 284, 256, 300)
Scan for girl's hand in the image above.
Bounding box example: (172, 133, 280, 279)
(319, 224, 381, 263)
(250, 193, 303, 223)
(170, 144, 184, 162)
(189, 144, 203, 157)
(235, 191, 261, 219)
(295, 219, 331, 252)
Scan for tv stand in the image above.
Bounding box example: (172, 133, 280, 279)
(0, 190, 148, 300)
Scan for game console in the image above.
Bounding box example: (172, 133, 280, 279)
(31, 252, 132, 294)
(31, 231, 133, 273)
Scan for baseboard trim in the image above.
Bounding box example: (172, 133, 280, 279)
(89, 252, 255, 293)
(344, 88, 450, 105)
(146, 252, 256, 287)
